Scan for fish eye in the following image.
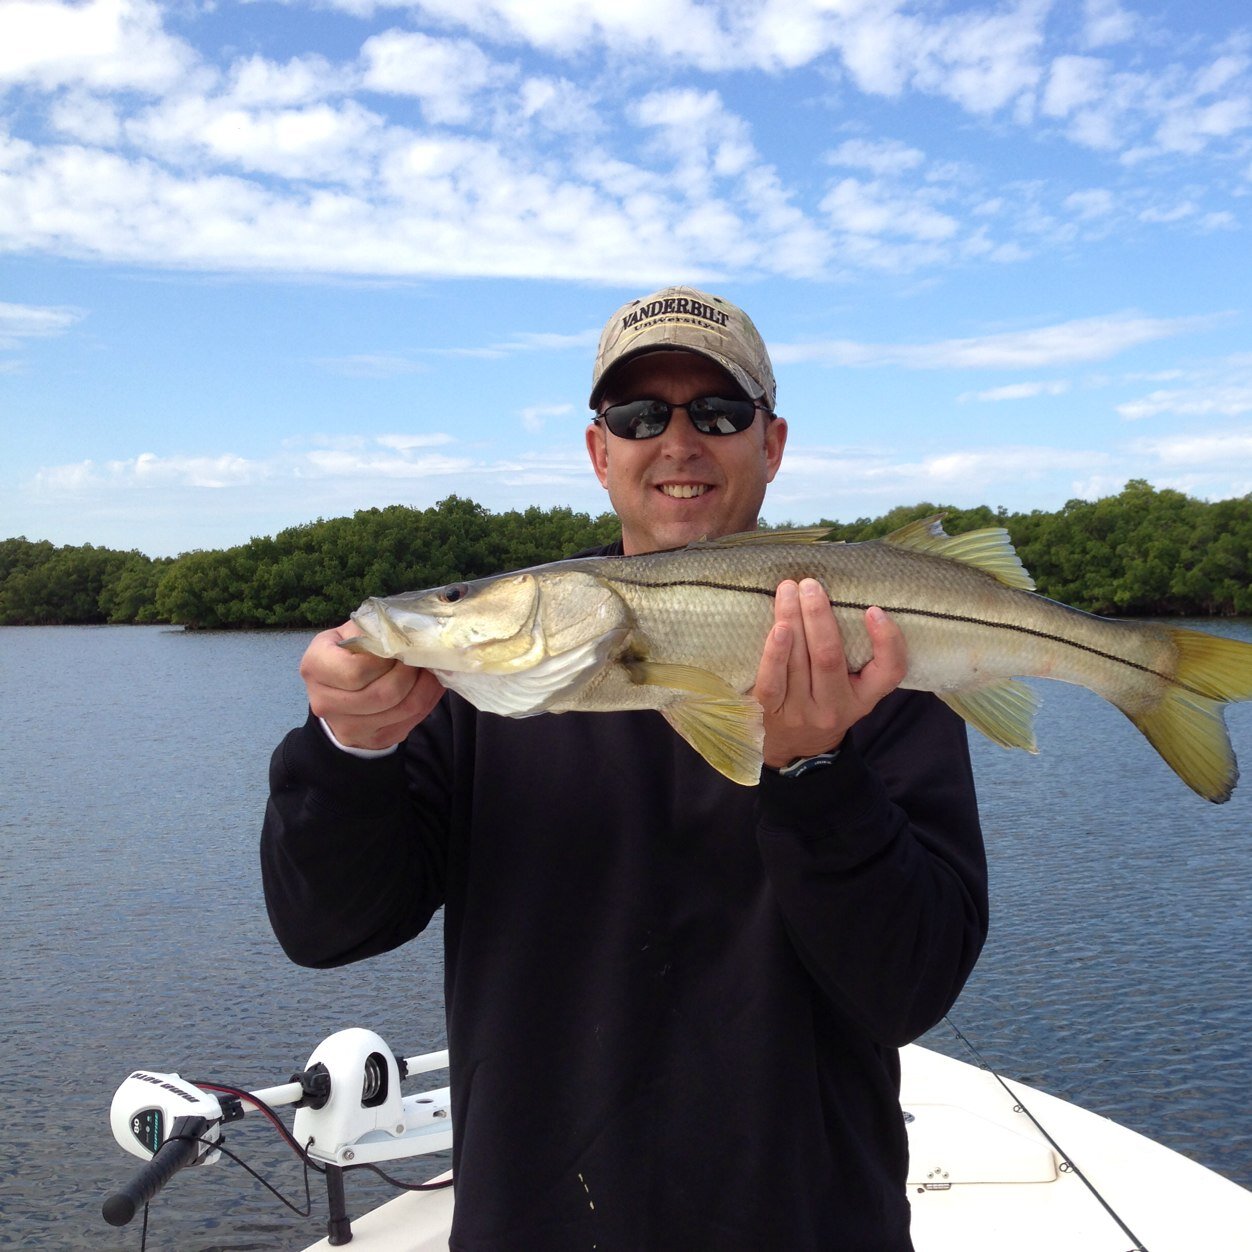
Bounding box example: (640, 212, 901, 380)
(440, 583, 470, 604)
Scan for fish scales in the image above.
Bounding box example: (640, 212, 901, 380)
(586, 540, 1176, 712)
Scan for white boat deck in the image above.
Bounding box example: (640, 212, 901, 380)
(302, 1043, 1252, 1251)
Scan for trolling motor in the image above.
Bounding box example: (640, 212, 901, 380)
(103, 1028, 453, 1245)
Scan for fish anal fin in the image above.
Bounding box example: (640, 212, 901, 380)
(882, 515, 1036, 592)
(939, 680, 1040, 753)
(626, 660, 764, 785)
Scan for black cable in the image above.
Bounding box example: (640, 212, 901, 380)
(941, 1016, 1148, 1252)
(190, 1078, 454, 1191)
(348, 1159, 455, 1191)
(127, 1078, 454, 1250)
(190, 1080, 326, 1171)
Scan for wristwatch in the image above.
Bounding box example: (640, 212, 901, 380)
(775, 750, 841, 778)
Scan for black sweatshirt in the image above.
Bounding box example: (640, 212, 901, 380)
(262, 615, 987, 1251)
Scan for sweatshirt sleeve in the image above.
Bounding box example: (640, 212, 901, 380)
(755, 689, 988, 1047)
(260, 708, 451, 969)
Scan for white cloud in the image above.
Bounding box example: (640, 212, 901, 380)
(0, 0, 196, 92)
(1080, 0, 1138, 50)
(519, 403, 574, 433)
(1138, 200, 1197, 224)
(905, 0, 1048, 115)
(825, 137, 925, 176)
(1117, 385, 1252, 421)
(302, 448, 471, 478)
(226, 55, 349, 108)
(36, 452, 265, 491)
(48, 89, 124, 144)
(0, 299, 85, 348)
(1131, 428, 1252, 467)
(630, 88, 756, 180)
(772, 313, 1216, 371)
(821, 177, 958, 243)
(1064, 188, 1114, 219)
(771, 440, 1110, 517)
(1041, 54, 1116, 132)
(127, 95, 387, 183)
(375, 433, 456, 450)
(0, 0, 1246, 289)
(315, 354, 428, 378)
(360, 30, 511, 124)
(960, 380, 1071, 402)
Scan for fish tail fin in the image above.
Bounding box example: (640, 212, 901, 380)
(1128, 628, 1252, 804)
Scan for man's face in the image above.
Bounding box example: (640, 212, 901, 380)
(586, 351, 787, 555)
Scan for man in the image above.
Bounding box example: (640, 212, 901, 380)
(262, 286, 987, 1251)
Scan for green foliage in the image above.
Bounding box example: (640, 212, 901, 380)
(3, 484, 1249, 628)
(0, 540, 160, 625)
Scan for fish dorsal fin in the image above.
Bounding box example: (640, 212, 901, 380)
(687, 526, 841, 550)
(882, 515, 1035, 591)
(625, 660, 764, 785)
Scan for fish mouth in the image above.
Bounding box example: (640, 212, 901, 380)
(657, 483, 711, 500)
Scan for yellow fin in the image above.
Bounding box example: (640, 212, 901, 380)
(881, 515, 1035, 591)
(627, 660, 764, 785)
(1126, 628, 1252, 803)
(660, 697, 764, 785)
(938, 680, 1040, 752)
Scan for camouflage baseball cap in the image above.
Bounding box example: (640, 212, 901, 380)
(589, 285, 776, 411)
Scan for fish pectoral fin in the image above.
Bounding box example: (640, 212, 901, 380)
(626, 661, 764, 786)
(939, 680, 1040, 753)
(661, 697, 765, 787)
(625, 660, 742, 698)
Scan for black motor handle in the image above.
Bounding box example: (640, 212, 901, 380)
(102, 1115, 212, 1227)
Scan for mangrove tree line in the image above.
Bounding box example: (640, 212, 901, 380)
(2, 481, 1249, 629)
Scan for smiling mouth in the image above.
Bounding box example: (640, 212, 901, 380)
(658, 484, 710, 499)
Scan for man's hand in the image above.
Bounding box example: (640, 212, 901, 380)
(300, 623, 445, 751)
(753, 579, 907, 770)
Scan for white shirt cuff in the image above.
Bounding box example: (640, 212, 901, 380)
(318, 717, 400, 759)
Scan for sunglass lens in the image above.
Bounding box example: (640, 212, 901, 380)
(686, 397, 758, 434)
(603, 399, 671, 439)
(600, 396, 759, 439)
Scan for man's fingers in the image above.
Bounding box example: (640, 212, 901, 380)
(850, 607, 908, 704)
(300, 624, 394, 693)
(776, 581, 813, 692)
(298, 621, 447, 750)
(798, 578, 847, 696)
(324, 668, 446, 751)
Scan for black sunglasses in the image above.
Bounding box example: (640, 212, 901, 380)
(596, 395, 769, 440)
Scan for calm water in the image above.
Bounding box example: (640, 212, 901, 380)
(1, 622, 1249, 1249)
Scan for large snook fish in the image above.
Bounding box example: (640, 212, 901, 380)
(342, 517, 1252, 801)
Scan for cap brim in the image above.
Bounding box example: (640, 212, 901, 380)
(589, 345, 767, 410)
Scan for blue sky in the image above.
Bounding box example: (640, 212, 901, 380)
(2, 0, 1250, 557)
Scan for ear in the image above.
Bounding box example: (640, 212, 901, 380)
(586, 421, 610, 487)
(763, 415, 787, 483)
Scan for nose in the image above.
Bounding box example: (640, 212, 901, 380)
(655, 404, 706, 456)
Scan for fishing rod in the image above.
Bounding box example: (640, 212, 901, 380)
(102, 1027, 452, 1246)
